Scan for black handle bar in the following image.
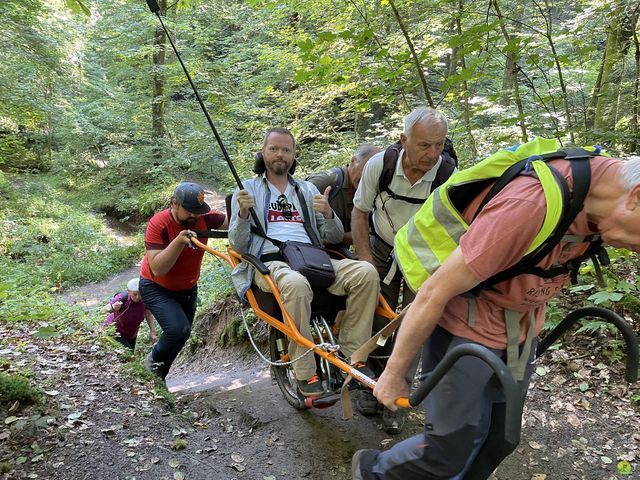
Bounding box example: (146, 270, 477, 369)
(537, 307, 639, 383)
(409, 343, 520, 444)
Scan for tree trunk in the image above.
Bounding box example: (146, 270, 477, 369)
(387, 0, 434, 108)
(46, 76, 53, 165)
(586, 49, 606, 129)
(455, 0, 477, 158)
(347, 0, 411, 110)
(594, 2, 640, 130)
(501, 56, 517, 105)
(632, 28, 639, 149)
(539, 0, 574, 142)
(152, 0, 167, 142)
(492, 0, 528, 142)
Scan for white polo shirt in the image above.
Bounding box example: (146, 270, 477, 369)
(353, 149, 444, 245)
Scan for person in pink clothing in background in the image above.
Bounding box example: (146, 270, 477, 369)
(103, 278, 157, 351)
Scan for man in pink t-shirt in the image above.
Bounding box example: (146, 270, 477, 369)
(353, 153, 640, 480)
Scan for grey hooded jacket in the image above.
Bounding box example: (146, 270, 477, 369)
(229, 174, 344, 298)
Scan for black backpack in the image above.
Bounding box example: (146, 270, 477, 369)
(377, 137, 458, 204)
(471, 147, 609, 290)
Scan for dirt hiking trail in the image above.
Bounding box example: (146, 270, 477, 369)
(7, 186, 636, 480)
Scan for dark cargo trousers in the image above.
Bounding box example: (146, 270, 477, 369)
(359, 326, 536, 480)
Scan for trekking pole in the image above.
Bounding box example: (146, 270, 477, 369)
(144, 0, 264, 232)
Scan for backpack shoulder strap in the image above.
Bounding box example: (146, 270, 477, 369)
(443, 137, 458, 165)
(431, 153, 457, 193)
(378, 142, 402, 194)
(379, 139, 457, 201)
(329, 166, 344, 202)
(477, 151, 594, 289)
(377, 142, 426, 205)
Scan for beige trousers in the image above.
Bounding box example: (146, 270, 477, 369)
(254, 258, 379, 381)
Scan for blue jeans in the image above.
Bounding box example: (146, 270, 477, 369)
(139, 279, 197, 379)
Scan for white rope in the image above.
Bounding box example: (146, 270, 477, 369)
(210, 256, 342, 368)
(239, 302, 336, 367)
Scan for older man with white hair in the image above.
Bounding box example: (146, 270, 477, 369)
(351, 107, 457, 433)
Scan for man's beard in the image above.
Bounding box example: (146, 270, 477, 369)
(179, 217, 198, 228)
(268, 160, 290, 175)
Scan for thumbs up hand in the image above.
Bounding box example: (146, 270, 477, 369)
(313, 186, 334, 219)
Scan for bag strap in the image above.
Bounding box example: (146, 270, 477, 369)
(328, 167, 344, 203)
(293, 182, 323, 247)
(250, 182, 322, 248)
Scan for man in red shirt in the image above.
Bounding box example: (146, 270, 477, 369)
(139, 182, 227, 380)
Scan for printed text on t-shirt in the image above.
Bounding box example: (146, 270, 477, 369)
(268, 200, 303, 223)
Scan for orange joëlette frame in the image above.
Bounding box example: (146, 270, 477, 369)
(190, 237, 410, 409)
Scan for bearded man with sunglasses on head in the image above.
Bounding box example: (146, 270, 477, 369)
(229, 127, 380, 397)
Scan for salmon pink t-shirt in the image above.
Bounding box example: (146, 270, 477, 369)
(439, 156, 620, 349)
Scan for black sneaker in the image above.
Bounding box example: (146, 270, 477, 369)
(356, 390, 382, 416)
(351, 449, 366, 480)
(382, 407, 406, 435)
(144, 351, 163, 379)
(351, 449, 378, 480)
(296, 374, 324, 397)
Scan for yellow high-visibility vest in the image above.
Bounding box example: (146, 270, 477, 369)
(395, 137, 605, 292)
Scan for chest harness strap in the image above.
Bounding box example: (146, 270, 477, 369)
(467, 299, 537, 381)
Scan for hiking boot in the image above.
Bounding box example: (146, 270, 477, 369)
(351, 449, 378, 480)
(296, 374, 324, 397)
(144, 351, 163, 379)
(356, 389, 382, 416)
(382, 407, 406, 435)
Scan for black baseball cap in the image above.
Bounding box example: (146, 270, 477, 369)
(173, 182, 211, 214)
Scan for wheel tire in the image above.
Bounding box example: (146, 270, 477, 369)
(269, 326, 306, 409)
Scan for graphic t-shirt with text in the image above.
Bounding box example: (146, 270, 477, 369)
(262, 184, 310, 254)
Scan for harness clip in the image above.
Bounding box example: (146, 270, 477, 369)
(524, 155, 542, 172)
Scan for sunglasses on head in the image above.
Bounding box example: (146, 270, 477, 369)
(277, 194, 292, 220)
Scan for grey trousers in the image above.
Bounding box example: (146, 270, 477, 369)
(359, 326, 535, 480)
(370, 235, 418, 384)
